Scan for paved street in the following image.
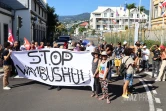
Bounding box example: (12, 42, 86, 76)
(0, 73, 165, 111)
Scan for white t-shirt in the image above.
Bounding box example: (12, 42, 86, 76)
(142, 49, 150, 60)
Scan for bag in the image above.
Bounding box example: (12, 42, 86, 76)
(119, 57, 130, 76)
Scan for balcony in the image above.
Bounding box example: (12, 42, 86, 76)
(0, 2, 12, 11)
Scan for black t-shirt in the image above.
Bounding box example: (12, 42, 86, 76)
(152, 49, 160, 60)
(2, 49, 12, 65)
(137, 48, 142, 58)
(107, 60, 112, 69)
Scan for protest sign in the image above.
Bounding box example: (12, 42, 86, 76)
(11, 48, 94, 89)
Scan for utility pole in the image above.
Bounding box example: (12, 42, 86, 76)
(138, 0, 142, 41)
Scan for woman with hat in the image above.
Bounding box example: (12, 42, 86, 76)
(94, 51, 111, 104)
(91, 49, 101, 98)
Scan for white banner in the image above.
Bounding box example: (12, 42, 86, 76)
(11, 48, 94, 89)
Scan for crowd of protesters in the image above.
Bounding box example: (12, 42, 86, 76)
(0, 39, 166, 104)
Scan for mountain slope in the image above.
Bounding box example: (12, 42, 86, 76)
(59, 13, 90, 23)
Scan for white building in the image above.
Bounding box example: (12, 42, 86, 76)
(0, 2, 13, 44)
(0, 0, 47, 44)
(90, 6, 148, 31)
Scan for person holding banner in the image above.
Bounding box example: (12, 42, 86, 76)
(2, 42, 12, 90)
(94, 51, 111, 104)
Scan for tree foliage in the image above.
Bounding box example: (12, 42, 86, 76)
(46, 4, 59, 42)
(79, 27, 86, 33)
(91, 30, 96, 35)
(126, 3, 136, 15)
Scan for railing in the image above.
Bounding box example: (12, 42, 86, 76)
(0, 2, 12, 11)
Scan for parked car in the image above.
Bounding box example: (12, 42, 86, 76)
(58, 36, 72, 41)
(56, 38, 68, 47)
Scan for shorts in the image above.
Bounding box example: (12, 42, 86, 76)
(3, 65, 12, 72)
(114, 59, 121, 67)
(125, 74, 132, 81)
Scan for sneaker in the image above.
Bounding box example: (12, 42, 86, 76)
(162, 79, 165, 81)
(122, 94, 129, 99)
(3, 86, 11, 90)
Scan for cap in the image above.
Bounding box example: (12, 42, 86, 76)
(143, 46, 147, 48)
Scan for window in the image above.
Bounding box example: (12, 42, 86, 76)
(154, 5, 158, 18)
(39, 6, 40, 15)
(42, 10, 43, 17)
(104, 13, 107, 17)
(131, 14, 133, 18)
(35, 2, 36, 11)
(111, 13, 114, 17)
(95, 14, 101, 17)
(96, 25, 100, 29)
(137, 14, 139, 18)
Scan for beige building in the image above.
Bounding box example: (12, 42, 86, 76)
(152, 0, 166, 28)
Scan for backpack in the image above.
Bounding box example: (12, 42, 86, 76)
(119, 57, 130, 76)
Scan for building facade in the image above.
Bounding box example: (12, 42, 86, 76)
(0, 2, 13, 45)
(0, 0, 47, 44)
(151, 0, 166, 28)
(90, 6, 148, 31)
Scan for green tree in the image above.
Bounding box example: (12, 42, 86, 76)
(47, 4, 59, 42)
(138, 6, 146, 13)
(91, 29, 96, 35)
(126, 3, 136, 15)
(78, 27, 86, 34)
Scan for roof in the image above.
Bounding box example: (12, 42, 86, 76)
(80, 22, 89, 26)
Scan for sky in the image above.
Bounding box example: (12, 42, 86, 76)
(47, 0, 150, 16)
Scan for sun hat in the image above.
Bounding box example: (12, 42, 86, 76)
(143, 46, 146, 48)
(91, 49, 100, 56)
(100, 51, 107, 56)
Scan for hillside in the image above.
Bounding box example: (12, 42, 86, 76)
(59, 13, 90, 23)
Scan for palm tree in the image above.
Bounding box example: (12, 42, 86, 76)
(126, 3, 136, 29)
(138, 6, 146, 13)
(126, 3, 136, 16)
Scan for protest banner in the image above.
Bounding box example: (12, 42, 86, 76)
(11, 48, 94, 90)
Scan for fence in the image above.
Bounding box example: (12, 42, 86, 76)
(104, 28, 166, 48)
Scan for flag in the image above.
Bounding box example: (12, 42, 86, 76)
(116, 9, 119, 16)
(162, 11, 166, 17)
(8, 28, 14, 45)
(159, 2, 163, 9)
(124, 0, 127, 11)
(162, 0, 166, 7)
(24, 37, 30, 50)
(112, 20, 116, 24)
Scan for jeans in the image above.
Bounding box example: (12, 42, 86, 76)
(107, 70, 112, 81)
(129, 74, 133, 87)
(142, 60, 149, 70)
(152, 60, 160, 77)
